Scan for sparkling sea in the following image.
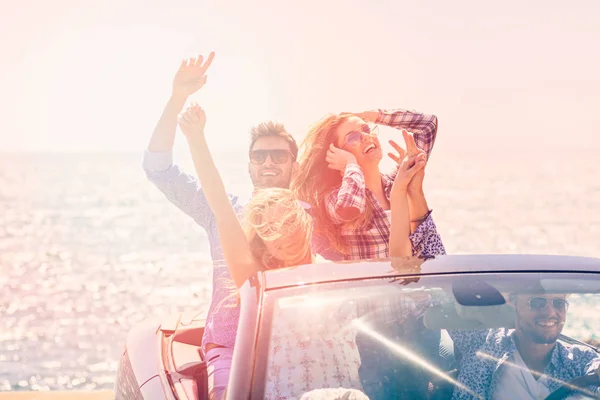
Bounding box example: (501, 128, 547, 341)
(1, 144, 599, 391)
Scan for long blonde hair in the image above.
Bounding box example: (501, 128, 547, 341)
(292, 113, 374, 254)
(218, 188, 313, 308)
(244, 187, 313, 269)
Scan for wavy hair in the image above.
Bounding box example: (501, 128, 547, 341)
(244, 187, 313, 269)
(218, 188, 313, 308)
(292, 113, 374, 254)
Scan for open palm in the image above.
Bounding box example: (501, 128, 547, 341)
(172, 52, 215, 99)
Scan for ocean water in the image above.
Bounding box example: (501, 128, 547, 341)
(0, 146, 599, 391)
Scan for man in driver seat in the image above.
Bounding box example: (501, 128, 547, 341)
(449, 292, 600, 400)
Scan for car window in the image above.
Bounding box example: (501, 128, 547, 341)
(257, 273, 600, 400)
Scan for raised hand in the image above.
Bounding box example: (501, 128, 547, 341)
(388, 140, 426, 195)
(178, 104, 207, 139)
(326, 143, 358, 172)
(172, 52, 215, 99)
(388, 136, 425, 257)
(388, 130, 427, 194)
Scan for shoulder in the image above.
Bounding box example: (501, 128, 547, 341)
(556, 340, 599, 362)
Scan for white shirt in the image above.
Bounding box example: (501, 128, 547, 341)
(492, 350, 552, 400)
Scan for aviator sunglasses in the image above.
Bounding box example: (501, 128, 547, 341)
(249, 149, 294, 165)
(343, 123, 379, 147)
(527, 297, 569, 312)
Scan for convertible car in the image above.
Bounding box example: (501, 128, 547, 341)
(114, 254, 600, 399)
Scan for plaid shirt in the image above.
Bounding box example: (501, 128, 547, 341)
(326, 108, 443, 260)
(377, 108, 439, 159)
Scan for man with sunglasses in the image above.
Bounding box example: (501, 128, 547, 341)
(143, 52, 306, 383)
(449, 292, 600, 400)
(247, 123, 299, 190)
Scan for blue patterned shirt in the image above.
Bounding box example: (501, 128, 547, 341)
(449, 328, 600, 399)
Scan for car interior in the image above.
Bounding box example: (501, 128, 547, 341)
(155, 274, 600, 400)
(351, 277, 600, 400)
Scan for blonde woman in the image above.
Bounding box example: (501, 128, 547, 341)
(178, 105, 313, 399)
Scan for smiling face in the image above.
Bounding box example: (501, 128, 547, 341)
(513, 294, 568, 344)
(248, 136, 298, 189)
(334, 115, 382, 167)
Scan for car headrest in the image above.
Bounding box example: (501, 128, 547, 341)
(424, 302, 516, 330)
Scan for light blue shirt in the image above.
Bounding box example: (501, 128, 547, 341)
(143, 150, 242, 350)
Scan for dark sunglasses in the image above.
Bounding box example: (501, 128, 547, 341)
(528, 297, 569, 312)
(249, 149, 294, 165)
(344, 124, 379, 147)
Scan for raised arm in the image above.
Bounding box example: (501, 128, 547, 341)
(143, 153, 240, 229)
(352, 108, 438, 230)
(148, 53, 214, 153)
(144, 53, 225, 227)
(179, 106, 256, 289)
(378, 109, 437, 158)
(354, 108, 438, 158)
(388, 145, 426, 257)
(384, 130, 433, 233)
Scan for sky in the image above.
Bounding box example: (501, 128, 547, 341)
(0, 0, 599, 154)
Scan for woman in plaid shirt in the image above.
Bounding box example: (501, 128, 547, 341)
(294, 108, 446, 260)
(263, 134, 430, 400)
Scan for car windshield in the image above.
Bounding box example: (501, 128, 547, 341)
(256, 271, 600, 400)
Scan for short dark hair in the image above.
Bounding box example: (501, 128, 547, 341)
(249, 121, 298, 160)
